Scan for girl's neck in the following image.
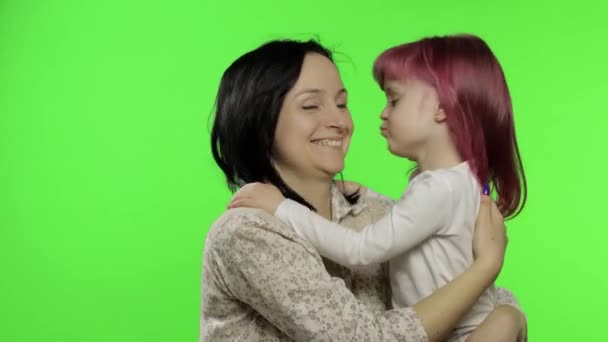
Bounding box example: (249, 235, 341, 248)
(417, 137, 463, 172)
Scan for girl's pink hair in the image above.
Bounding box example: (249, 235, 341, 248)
(373, 34, 527, 218)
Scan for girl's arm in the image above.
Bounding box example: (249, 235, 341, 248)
(233, 174, 454, 266)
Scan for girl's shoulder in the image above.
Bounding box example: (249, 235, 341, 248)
(412, 162, 477, 193)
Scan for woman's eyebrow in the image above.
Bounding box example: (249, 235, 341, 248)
(296, 88, 347, 95)
(294, 88, 347, 100)
(295, 88, 323, 96)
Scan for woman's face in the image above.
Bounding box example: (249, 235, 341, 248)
(272, 53, 353, 182)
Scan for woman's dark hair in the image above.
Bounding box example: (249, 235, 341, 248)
(211, 39, 358, 211)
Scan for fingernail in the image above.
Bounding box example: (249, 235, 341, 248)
(483, 184, 490, 195)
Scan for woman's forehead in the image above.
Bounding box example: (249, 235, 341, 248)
(291, 55, 344, 95)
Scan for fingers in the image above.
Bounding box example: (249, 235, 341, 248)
(239, 183, 253, 191)
(239, 182, 263, 192)
(480, 195, 505, 231)
(230, 190, 249, 203)
(239, 183, 259, 193)
(228, 189, 255, 208)
(476, 195, 492, 226)
(480, 194, 492, 206)
(489, 200, 504, 222)
(479, 195, 492, 216)
(235, 184, 262, 198)
(228, 198, 252, 209)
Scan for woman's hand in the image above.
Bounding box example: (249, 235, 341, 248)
(472, 195, 507, 279)
(227, 182, 285, 215)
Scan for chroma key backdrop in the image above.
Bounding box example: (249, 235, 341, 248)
(2, 0, 607, 341)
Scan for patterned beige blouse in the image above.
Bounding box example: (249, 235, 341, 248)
(200, 185, 522, 341)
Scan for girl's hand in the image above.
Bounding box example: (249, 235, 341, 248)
(227, 182, 285, 215)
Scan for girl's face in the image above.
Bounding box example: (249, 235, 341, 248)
(380, 78, 442, 161)
(272, 53, 354, 182)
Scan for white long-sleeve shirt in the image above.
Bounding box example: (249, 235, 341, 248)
(274, 162, 495, 340)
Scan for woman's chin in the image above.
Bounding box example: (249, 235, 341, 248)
(318, 162, 345, 178)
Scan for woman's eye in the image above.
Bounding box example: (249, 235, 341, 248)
(337, 103, 348, 109)
(302, 105, 319, 110)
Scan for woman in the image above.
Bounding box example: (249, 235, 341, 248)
(201, 39, 525, 341)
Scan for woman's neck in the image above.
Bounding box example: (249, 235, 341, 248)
(279, 173, 333, 220)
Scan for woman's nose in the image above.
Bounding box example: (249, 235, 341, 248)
(329, 117, 348, 130)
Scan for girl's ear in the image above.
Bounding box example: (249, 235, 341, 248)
(435, 107, 447, 123)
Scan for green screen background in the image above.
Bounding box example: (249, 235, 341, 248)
(2, 0, 606, 340)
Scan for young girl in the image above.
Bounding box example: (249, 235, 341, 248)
(229, 34, 527, 342)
